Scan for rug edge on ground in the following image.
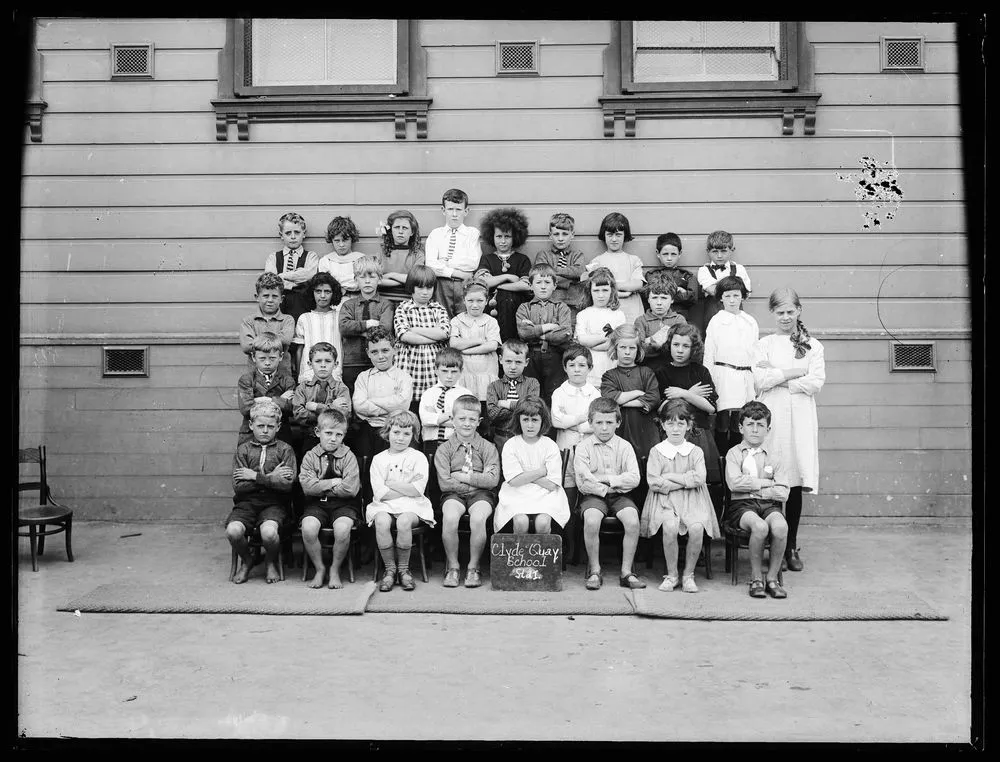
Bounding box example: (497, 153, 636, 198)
(630, 590, 949, 621)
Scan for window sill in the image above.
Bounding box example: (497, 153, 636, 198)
(598, 91, 821, 137)
(211, 95, 433, 140)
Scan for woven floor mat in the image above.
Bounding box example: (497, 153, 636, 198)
(630, 588, 948, 621)
(59, 580, 376, 615)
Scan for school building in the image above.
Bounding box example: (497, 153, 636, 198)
(19, 18, 971, 524)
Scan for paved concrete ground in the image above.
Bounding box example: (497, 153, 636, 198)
(17, 521, 973, 742)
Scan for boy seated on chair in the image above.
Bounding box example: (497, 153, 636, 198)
(227, 398, 297, 584)
(573, 397, 646, 591)
(434, 394, 500, 589)
(724, 400, 790, 599)
(298, 409, 361, 590)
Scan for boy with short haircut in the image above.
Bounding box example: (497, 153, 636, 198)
(240, 272, 295, 376)
(424, 188, 482, 317)
(339, 255, 395, 393)
(724, 400, 790, 599)
(418, 347, 474, 458)
(574, 397, 646, 591)
(695, 230, 752, 334)
(351, 326, 414, 457)
(227, 398, 297, 584)
(646, 232, 698, 321)
(237, 333, 296, 446)
(516, 262, 573, 404)
(293, 271, 343, 383)
(533, 213, 586, 306)
(263, 211, 319, 324)
(298, 409, 361, 589)
(291, 341, 352, 454)
(635, 270, 688, 374)
(434, 394, 501, 588)
(486, 340, 541, 455)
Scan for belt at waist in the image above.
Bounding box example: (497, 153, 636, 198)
(714, 361, 751, 371)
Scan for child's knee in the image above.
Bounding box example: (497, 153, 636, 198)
(534, 514, 552, 533)
(512, 514, 530, 532)
(332, 518, 353, 540)
(769, 516, 788, 539)
(259, 521, 280, 544)
(618, 508, 640, 533)
(374, 513, 392, 530)
(469, 504, 492, 528)
(661, 517, 679, 538)
(583, 509, 603, 529)
(300, 517, 321, 539)
(225, 522, 246, 542)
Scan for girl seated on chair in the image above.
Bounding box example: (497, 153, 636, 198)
(640, 399, 720, 594)
(493, 397, 571, 536)
(365, 410, 436, 592)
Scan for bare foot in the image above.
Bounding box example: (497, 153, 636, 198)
(306, 567, 326, 589)
(327, 569, 343, 589)
(233, 559, 251, 584)
(265, 562, 282, 583)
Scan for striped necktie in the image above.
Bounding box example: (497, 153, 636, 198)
(285, 249, 296, 272)
(436, 387, 447, 440)
(556, 251, 568, 268)
(444, 228, 457, 262)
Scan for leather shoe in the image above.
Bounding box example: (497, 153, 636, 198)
(785, 549, 803, 572)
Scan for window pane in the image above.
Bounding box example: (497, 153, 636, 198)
(251, 19, 396, 87)
(633, 21, 780, 83)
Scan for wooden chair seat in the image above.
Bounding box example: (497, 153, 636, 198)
(20, 504, 73, 523)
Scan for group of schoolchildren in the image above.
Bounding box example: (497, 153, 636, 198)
(227, 188, 805, 600)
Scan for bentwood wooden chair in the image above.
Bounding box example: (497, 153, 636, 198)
(18, 446, 74, 571)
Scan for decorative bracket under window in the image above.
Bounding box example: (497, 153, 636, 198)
(212, 96, 432, 141)
(599, 92, 820, 138)
(25, 99, 47, 143)
(212, 19, 431, 141)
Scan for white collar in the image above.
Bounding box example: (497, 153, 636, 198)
(657, 439, 695, 459)
(561, 381, 598, 396)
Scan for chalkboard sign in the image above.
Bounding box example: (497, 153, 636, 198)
(489, 533, 563, 591)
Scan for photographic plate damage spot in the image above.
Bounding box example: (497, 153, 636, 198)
(837, 156, 904, 230)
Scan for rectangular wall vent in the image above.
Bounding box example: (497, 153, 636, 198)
(881, 37, 924, 71)
(103, 346, 149, 377)
(496, 41, 539, 76)
(889, 341, 935, 372)
(111, 43, 154, 79)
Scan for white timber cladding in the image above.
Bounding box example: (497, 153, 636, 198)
(21, 19, 970, 521)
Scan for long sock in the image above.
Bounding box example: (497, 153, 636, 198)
(785, 486, 802, 551)
(396, 543, 412, 572)
(378, 544, 396, 576)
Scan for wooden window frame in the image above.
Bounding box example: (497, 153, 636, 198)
(213, 18, 431, 141)
(600, 21, 821, 137)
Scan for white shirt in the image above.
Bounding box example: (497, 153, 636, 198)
(697, 261, 752, 295)
(550, 380, 602, 450)
(418, 383, 474, 442)
(264, 248, 319, 289)
(317, 251, 365, 292)
(424, 224, 481, 278)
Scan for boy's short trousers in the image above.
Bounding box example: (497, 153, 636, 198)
(301, 498, 360, 528)
(227, 502, 290, 533)
(726, 498, 783, 531)
(580, 493, 637, 518)
(440, 489, 498, 511)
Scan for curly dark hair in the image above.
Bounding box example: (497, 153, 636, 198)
(325, 216, 359, 244)
(478, 207, 530, 251)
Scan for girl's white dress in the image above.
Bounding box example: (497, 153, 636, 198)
(318, 251, 365, 293)
(640, 440, 720, 539)
(752, 333, 826, 493)
(703, 309, 759, 411)
(494, 436, 571, 531)
(574, 306, 627, 387)
(450, 312, 502, 400)
(365, 447, 436, 526)
(586, 252, 646, 323)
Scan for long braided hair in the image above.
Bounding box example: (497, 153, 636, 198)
(768, 287, 811, 358)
